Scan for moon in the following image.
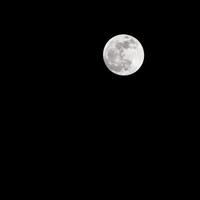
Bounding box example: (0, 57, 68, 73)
(103, 34, 144, 76)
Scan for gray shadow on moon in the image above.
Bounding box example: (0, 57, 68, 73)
(103, 55, 124, 73)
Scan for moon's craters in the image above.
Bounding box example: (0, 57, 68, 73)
(103, 34, 144, 76)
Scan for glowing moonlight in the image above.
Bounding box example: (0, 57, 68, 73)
(103, 34, 144, 76)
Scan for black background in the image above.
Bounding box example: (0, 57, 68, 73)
(2, 1, 199, 195)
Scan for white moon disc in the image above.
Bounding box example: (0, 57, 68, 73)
(103, 34, 144, 76)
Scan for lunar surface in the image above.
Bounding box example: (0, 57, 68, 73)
(103, 34, 144, 76)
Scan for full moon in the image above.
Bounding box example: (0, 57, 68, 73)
(103, 34, 144, 76)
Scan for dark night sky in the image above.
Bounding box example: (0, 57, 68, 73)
(3, 3, 198, 188)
